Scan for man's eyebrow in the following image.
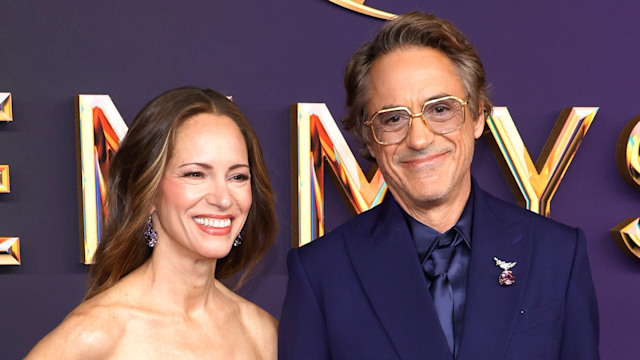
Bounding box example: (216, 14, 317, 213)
(424, 93, 452, 102)
(377, 93, 454, 110)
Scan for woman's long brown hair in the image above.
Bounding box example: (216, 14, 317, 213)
(85, 87, 277, 299)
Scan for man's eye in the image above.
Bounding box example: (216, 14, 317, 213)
(384, 115, 403, 124)
(378, 112, 408, 128)
(431, 105, 451, 114)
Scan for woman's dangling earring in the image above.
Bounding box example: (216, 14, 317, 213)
(233, 232, 243, 247)
(144, 215, 158, 248)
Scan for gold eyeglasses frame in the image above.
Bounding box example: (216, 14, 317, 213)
(364, 95, 468, 145)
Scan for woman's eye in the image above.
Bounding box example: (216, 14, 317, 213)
(230, 174, 250, 182)
(184, 171, 204, 178)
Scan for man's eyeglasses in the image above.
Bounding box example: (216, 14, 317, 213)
(364, 95, 467, 145)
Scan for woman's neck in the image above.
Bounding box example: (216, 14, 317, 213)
(137, 248, 222, 315)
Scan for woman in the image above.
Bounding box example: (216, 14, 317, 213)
(26, 87, 278, 359)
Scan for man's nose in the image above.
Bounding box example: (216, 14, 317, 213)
(405, 114, 435, 149)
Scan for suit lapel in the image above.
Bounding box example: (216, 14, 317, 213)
(457, 186, 533, 360)
(344, 197, 453, 359)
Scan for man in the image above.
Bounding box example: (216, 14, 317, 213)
(279, 11, 599, 360)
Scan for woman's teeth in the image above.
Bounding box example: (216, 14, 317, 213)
(193, 217, 231, 228)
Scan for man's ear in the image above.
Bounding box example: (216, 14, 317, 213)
(473, 106, 486, 140)
(361, 138, 376, 159)
(366, 142, 376, 159)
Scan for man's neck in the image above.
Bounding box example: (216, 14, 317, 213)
(395, 181, 472, 233)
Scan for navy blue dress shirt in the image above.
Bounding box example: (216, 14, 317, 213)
(403, 193, 473, 358)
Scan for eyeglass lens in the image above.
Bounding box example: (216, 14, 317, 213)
(371, 97, 464, 144)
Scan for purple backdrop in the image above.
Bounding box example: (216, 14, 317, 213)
(1, 1, 638, 358)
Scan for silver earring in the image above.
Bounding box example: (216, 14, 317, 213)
(144, 215, 158, 248)
(233, 232, 242, 247)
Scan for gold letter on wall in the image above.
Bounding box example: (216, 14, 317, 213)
(328, 0, 396, 19)
(0, 92, 12, 193)
(0, 164, 9, 194)
(0, 92, 20, 265)
(611, 114, 640, 262)
(292, 103, 387, 247)
(0, 92, 12, 122)
(485, 107, 597, 217)
(0, 237, 20, 265)
(76, 95, 128, 264)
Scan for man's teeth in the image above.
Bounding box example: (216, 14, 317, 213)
(193, 217, 231, 228)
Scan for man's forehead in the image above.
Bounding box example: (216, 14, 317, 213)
(366, 48, 465, 110)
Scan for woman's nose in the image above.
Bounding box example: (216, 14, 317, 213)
(205, 181, 232, 208)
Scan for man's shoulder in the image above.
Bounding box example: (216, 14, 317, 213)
(479, 187, 579, 236)
(295, 201, 387, 256)
(332, 202, 386, 233)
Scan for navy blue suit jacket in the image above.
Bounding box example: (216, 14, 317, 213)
(279, 183, 599, 359)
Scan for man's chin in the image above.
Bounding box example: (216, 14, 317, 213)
(394, 186, 450, 208)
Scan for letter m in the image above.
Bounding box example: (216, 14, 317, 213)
(291, 103, 387, 248)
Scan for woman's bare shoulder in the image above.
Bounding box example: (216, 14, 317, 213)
(241, 298, 277, 358)
(226, 289, 278, 356)
(25, 295, 127, 359)
(217, 282, 277, 329)
(240, 298, 278, 334)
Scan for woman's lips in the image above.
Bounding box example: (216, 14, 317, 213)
(192, 216, 232, 235)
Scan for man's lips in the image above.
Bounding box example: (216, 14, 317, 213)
(400, 151, 449, 165)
